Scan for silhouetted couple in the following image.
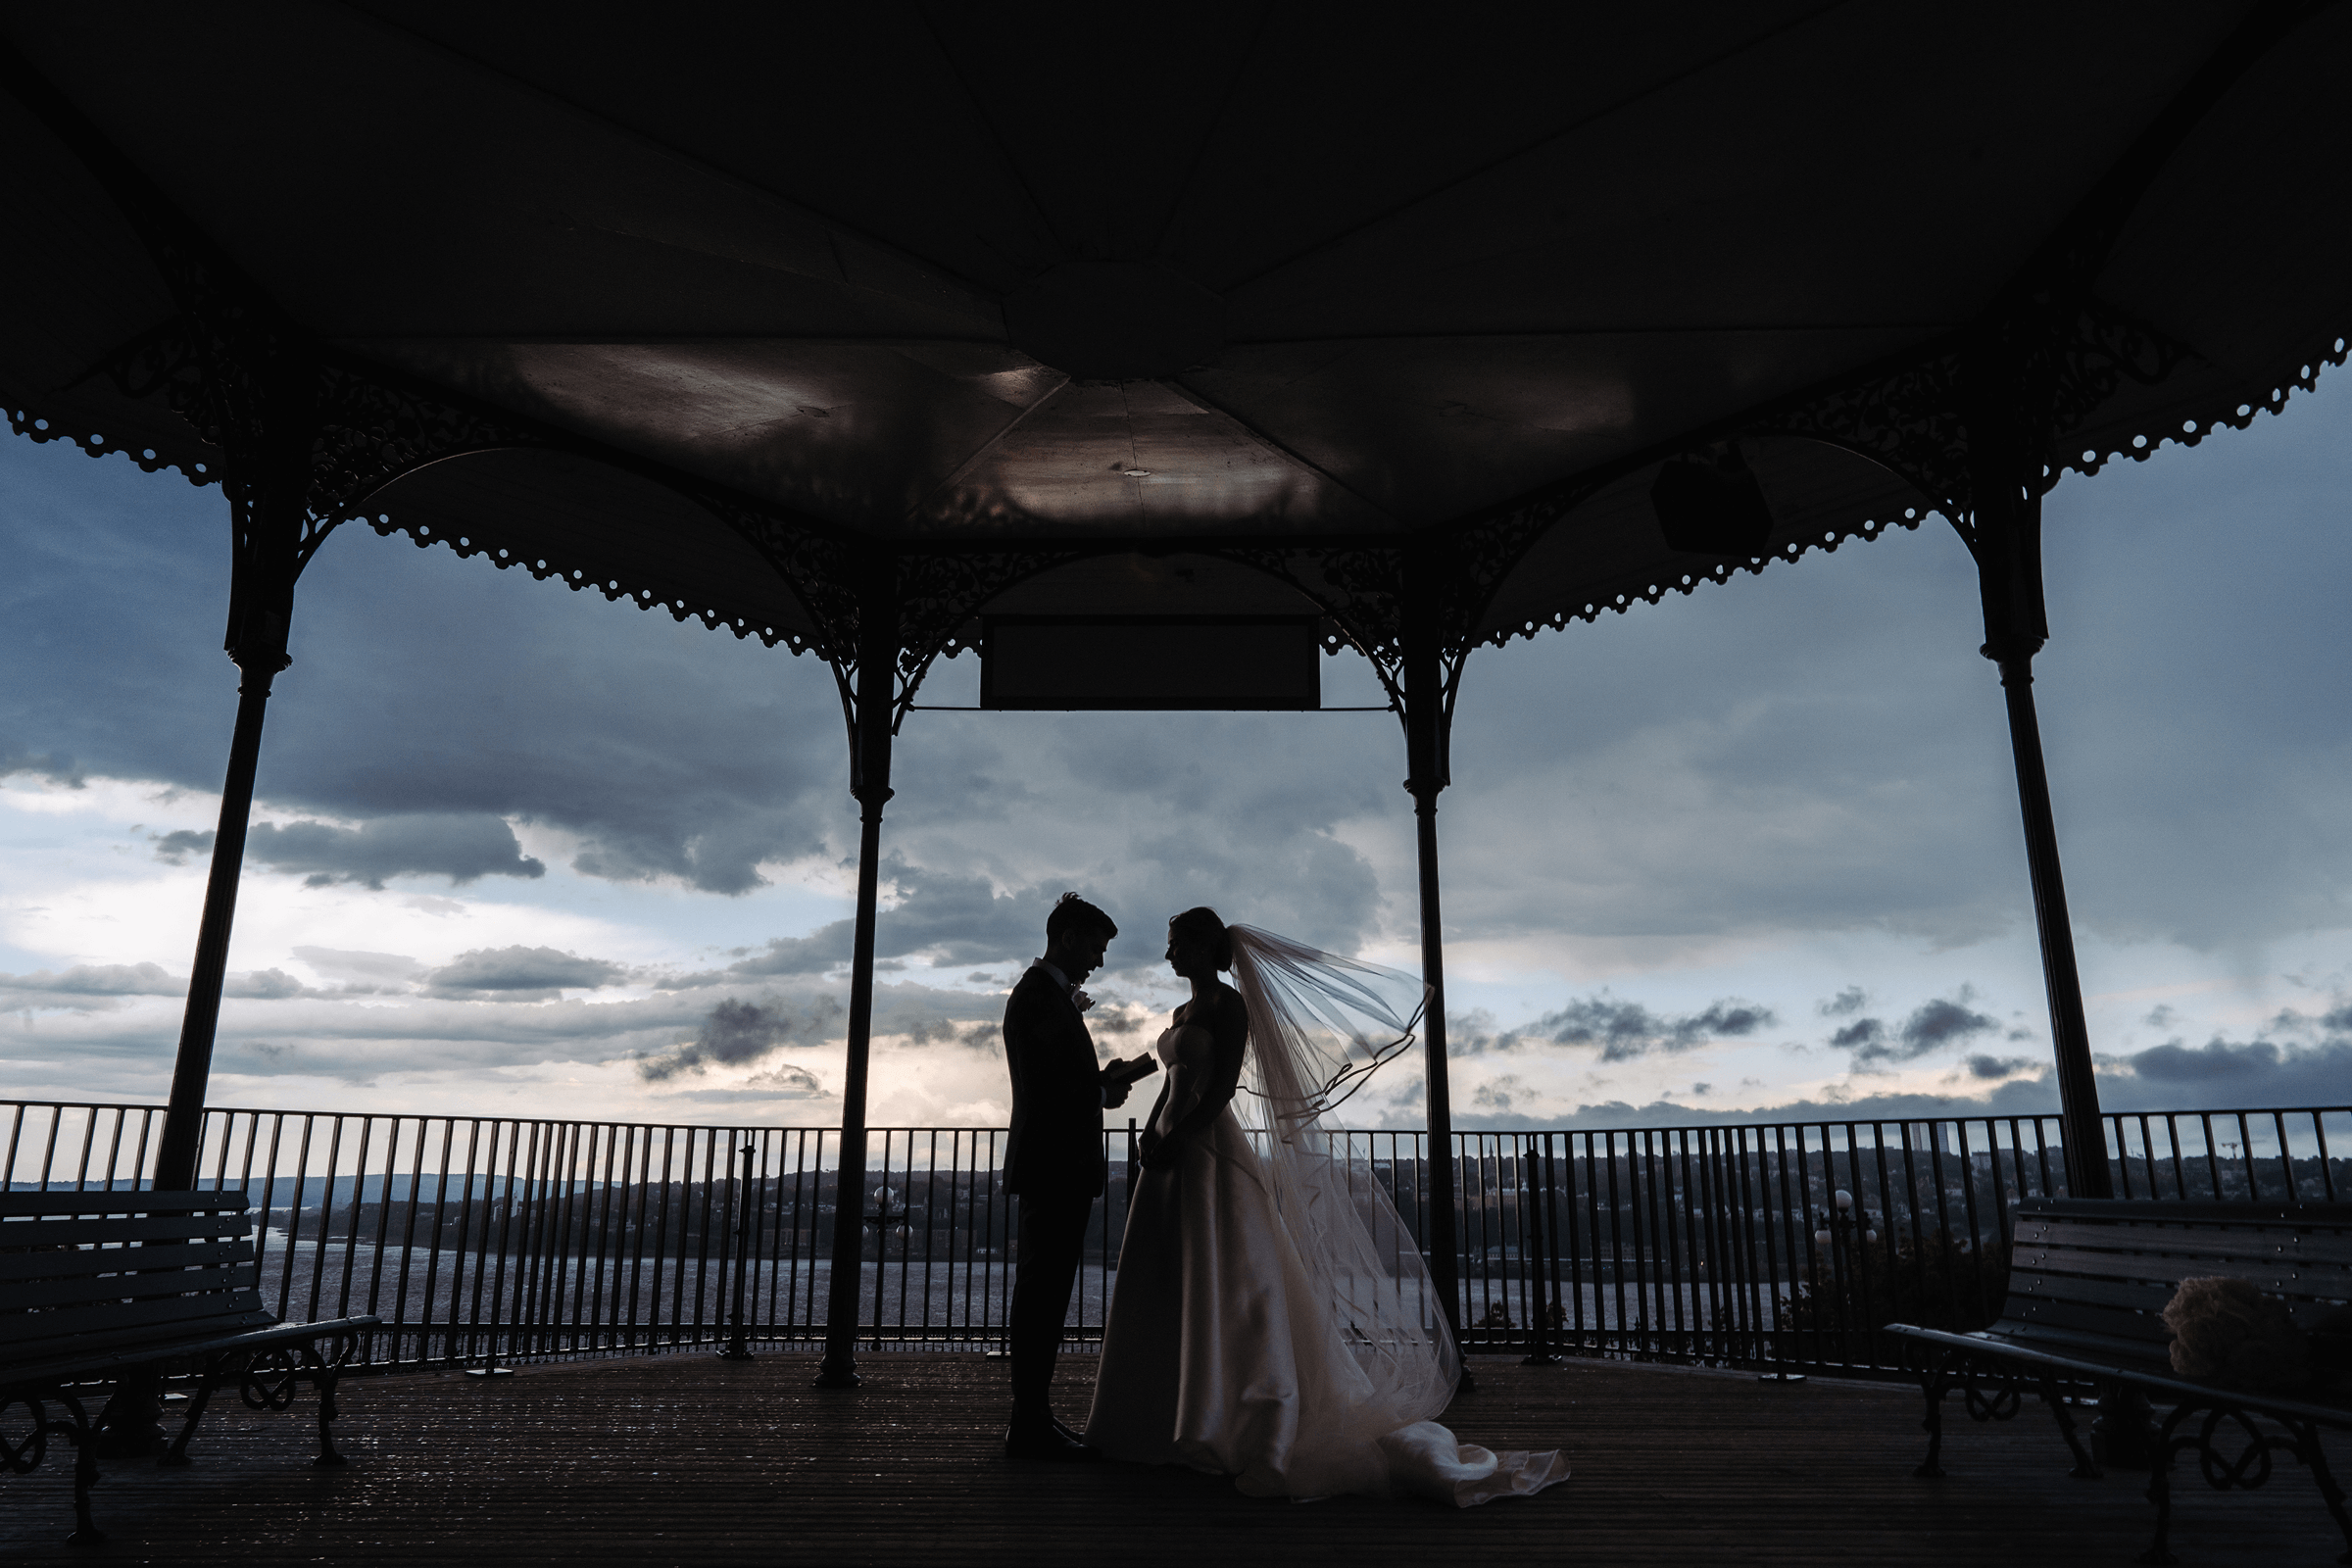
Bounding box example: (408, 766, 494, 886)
(999, 893, 1568, 1504)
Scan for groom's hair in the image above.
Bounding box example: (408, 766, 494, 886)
(1046, 892, 1117, 945)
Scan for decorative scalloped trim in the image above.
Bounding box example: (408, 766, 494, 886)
(357, 511, 822, 657)
(2053, 332, 2349, 484)
(1474, 507, 1939, 653)
(4, 406, 216, 486)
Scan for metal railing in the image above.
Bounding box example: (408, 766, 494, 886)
(5, 1101, 2344, 1380)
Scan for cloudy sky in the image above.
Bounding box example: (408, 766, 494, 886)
(5, 374, 2351, 1134)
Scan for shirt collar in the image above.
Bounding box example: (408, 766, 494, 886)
(1036, 958, 1074, 996)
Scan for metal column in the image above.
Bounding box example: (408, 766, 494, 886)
(817, 554, 900, 1387)
(1968, 366, 2111, 1200)
(1399, 562, 1467, 1345)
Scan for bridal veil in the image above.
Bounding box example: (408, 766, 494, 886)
(1222, 925, 1460, 1432)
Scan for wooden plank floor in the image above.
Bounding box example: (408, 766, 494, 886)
(4, 1351, 2343, 1565)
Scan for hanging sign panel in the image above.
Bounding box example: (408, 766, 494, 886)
(980, 615, 1322, 710)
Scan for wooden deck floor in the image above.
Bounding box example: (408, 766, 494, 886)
(4, 1351, 2342, 1566)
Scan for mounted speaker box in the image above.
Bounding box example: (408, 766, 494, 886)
(1651, 446, 1778, 557)
(980, 615, 1321, 710)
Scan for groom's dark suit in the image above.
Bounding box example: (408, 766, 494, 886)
(1001, 960, 1103, 1418)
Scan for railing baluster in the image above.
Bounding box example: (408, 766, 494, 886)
(70, 1102, 99, 1190)
(1, 1102, 25, 1190)
(2317, 1111, 2339, 1202)
(98, 1104, 125, 1191)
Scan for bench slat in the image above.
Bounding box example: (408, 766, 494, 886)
(1, 1289, 269, 1348)
(0, 1239, 253, 1285)
(2015, 1219, 2352, 1270)
(3, 1313, 378, 1389)
(6, 1263, 251, 1312)
(2003, 1295, 2175, 1343)
(0, 1214, 255, 1247)
(3, 1307, 280, 1363)
(2009, 1247, 2350, 1303)
(0, 1190, 250, 1218)
(2005, 1268, 2180, 1315)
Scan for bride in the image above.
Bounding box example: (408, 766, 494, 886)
(1084, 906, 1568, 1506)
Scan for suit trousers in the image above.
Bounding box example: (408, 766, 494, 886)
(1006, 1188, 1096, 1417)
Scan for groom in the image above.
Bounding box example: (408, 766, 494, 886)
(1000, 892, 1132, 1461)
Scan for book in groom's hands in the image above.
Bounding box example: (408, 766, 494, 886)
(1101, 1054, 1160, 1088)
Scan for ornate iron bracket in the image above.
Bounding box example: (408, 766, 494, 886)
(1913, 1348, 2098, 1482)
(1, 1388, 103, 1543)
(2143, 1399, 2352, 1566)
(888, 544, 1086, 733)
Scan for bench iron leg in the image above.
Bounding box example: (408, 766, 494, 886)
(161, 1368, 220, 1467)
(2039, 1374, 2101, 1480)
(2138, 1401, 2201, 1566)
(308, 1345, 347, 1467)
(2285, 1415, 2352, 1565)
(1916, 1350, 1956, 1478)
(16, 1392, 107, 1545)
(70, 1423, 104, 1546)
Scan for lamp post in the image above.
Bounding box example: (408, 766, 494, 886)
(1810, 1189, 1880, 1367)
(1810, 1188, 1879, 1251)
(863, 1185, 909, 1352)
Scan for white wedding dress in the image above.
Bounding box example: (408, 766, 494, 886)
(1084, 928, 1568, 1506)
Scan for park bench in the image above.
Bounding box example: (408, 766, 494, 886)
(1, 1188, 376, 1542)
(1886, 1198, 2352, 1564)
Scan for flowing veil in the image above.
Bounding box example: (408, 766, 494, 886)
(1223, 925, 1460, 1431)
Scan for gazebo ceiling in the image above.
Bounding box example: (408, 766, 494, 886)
(2, 2, 2347, 653)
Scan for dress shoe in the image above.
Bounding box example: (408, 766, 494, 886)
(1004, 1417, 1103, 1462)
(1050, 1415, 1089, 1446)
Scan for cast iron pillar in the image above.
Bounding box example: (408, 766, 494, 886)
(1966, 351, 2111, 1200)
(816, 552, 899, 1388)
(1398, 556, 1467, 1347)
(153, 362, 317, 1196)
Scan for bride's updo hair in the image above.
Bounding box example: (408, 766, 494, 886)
(1168, 906, 1233, 971)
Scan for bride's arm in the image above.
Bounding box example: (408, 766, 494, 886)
(1148, 1026, 1209, 1140)
(1139, 994, 1247, 1167)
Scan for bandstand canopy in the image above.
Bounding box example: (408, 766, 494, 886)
(3, 3, 2347, 662)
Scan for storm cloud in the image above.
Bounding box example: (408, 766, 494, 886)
(0, 962, 184, 1009)
(1468, 995, 1777, 1062)
(424, 947, 627, 1002)
(1835, 994, 2002, 1066)
(1, 961, 181, 998)
(243, 814, 546, 890)
(2106, 1035, 2352, 1109)
(0, 745, 84, 788)
(2125, 1036, 2285, 1083)
(637, 995, 846, 1082)
(1964, 1054, 2037, 1080)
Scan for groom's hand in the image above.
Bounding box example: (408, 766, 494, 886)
(1099, 1067, 1131, 1109)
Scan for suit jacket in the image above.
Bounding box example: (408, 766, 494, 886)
(1001, 963, 1105, 1198)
